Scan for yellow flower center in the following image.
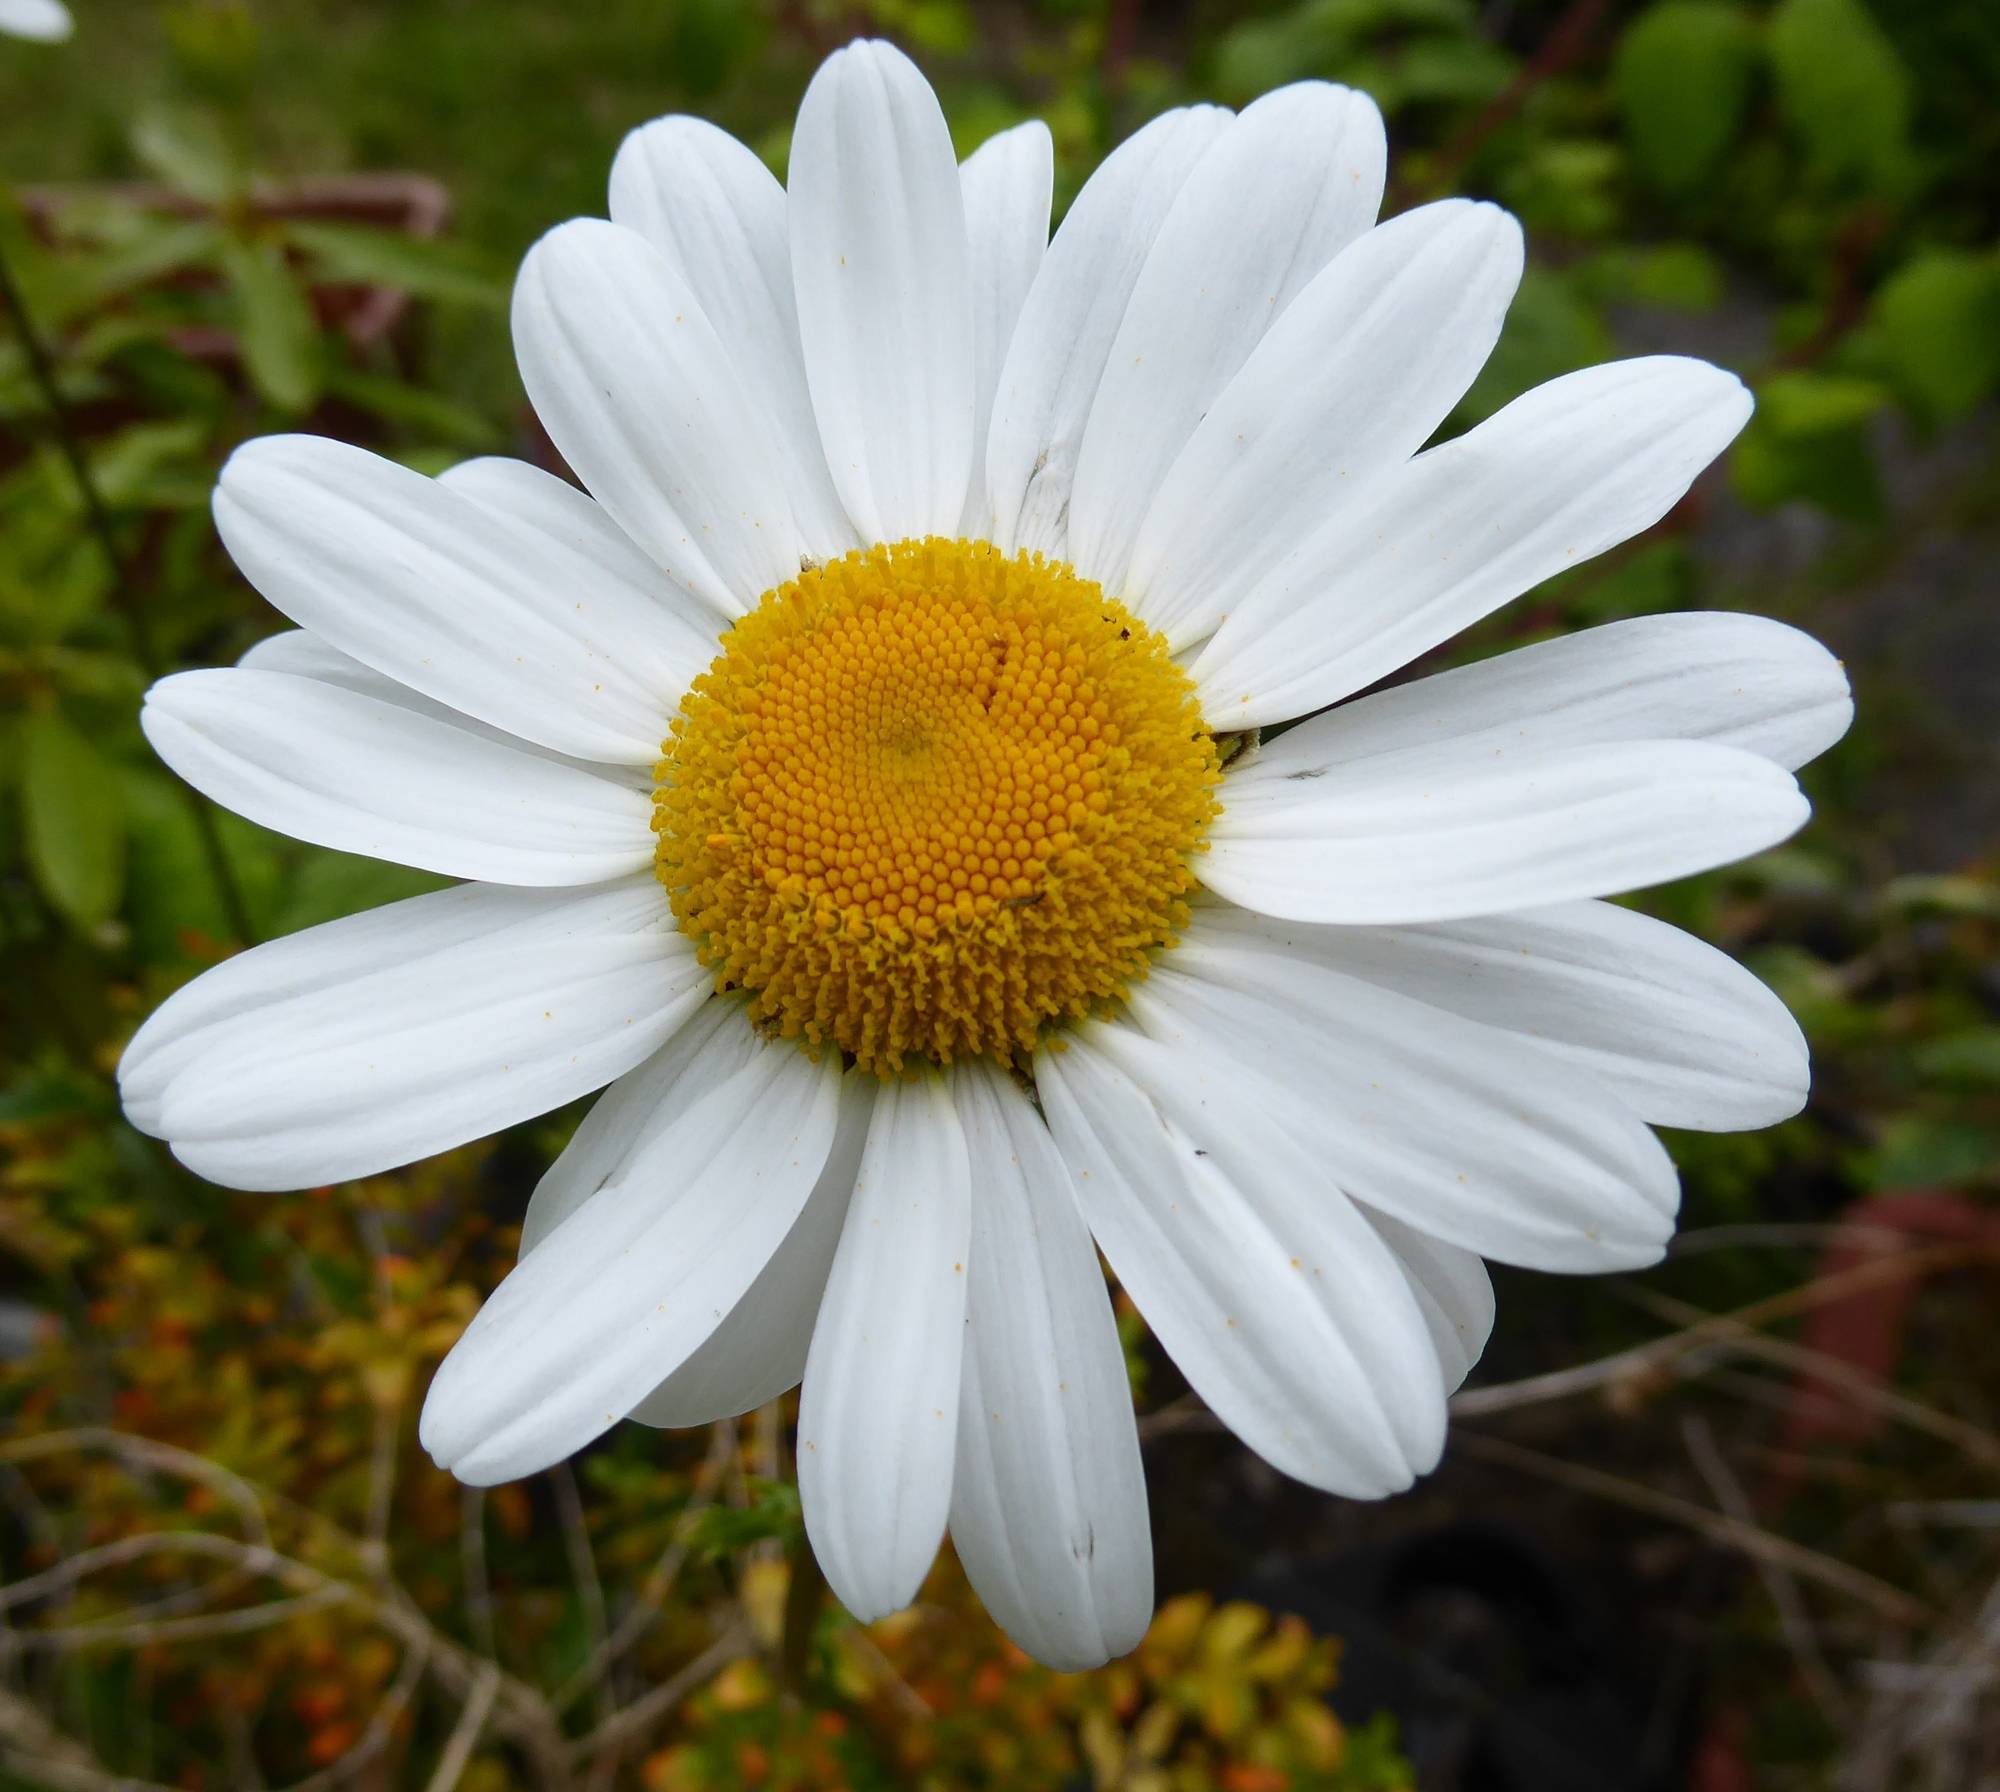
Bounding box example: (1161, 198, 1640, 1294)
(653, 537, 1221, 1075)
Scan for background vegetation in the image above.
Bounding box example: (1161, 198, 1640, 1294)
(2, 1, 1996, 1787)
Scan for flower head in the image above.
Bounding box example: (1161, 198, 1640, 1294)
(0, 0, 73, 43)
(122, 40, 1852, 1668)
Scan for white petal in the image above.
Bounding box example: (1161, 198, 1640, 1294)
(236, 629, 652, 791)
(798, 1076, 972, 1622)
(213, 436, 691, 763)
(437, 455, 726, 692)
(517, 1007, 873, 1429)
(1198, 897, 1810, 1132)
(420, 1043, 843, 1485)
(1204, 737, 1809, 925)
(1193, 357, 1755, 727)
(1036, 1025, 1445, 1496)
(141, 669, 655, 885)
(0, 0, 72, 43)
(238, 625, 393, 684)
(1065, 82, 1386, 595)
(121, 878, 599, 1135)
(608, 116, 857, 557)
(984, 104, 1231, 559)
(514, 219, 810, 617)
(632, 1072, 876, 1429)
(241, 452, 723, 787)
(957, 120, 1053, 538)
(518, 997, 753, 1256)
(1126, 933, 1680, 1271)
(947, 1061, 1152, 1670)
(134, 877, 708, 1191)
(1124, 200, 1522, 648)
(1363, 1209, 1494, 1393)
(1237, 611, 1854, 784)
(788, 39, 975, 543)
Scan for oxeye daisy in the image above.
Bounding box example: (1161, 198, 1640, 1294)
(121, 40, 1852, 1668)
(0, 0, 73, 44)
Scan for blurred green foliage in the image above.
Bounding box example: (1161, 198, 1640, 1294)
(1, 0, 1997, 1786)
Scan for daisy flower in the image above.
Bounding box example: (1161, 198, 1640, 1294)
(0, 0, 73, 44)
(121, 41, 1852, 1668)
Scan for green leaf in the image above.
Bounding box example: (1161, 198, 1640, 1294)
(129, 107, 245, 205)
(1214, 16, 1329, 98)
(668, 0, 758, 93)
(120, 769, 283, 962)
(384, 446, 467, 479)
(1769, 0, 1913, 189)
(283, 220, 506, 309)
(1213, 0, 1490, 108)
(1856, 1116, 1998, 1191)
(70, 218, 224, 311)
(1392, 37, 1515, 109)
(1557, 538, 1689, 625)
(1916, 1028, 2000, 1087)
(1459, 266, 1614, 422)
(0, 1069, 100, 1127)
(681, 1477, 803, 1556)
(1583, 242, 1726, 310)
(1881, 873, 2000, 920)
(1756, 369, 1893, 436)
(321, 368, 502, 451)
(87, 418, 213, 509)
(271, 849, 448, 935)
(1874, 249, 2000, 423)
(864, 0, 976, 57)
(1500, 138, 1623, 239)
(1731, 414, 1882, 520)
(20, 706, 126, 931)
(218, 234, 321, 413)
(1732, 374, 1890, 518)
(1634, 243, 1726, 309)
(1614, 2, 1761, 195)
(40, 647, 149, 703)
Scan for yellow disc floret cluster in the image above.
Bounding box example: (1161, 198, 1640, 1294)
(653, 537, 1221, 1075)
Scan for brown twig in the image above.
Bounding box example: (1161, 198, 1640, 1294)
(458, 1487, 496, 1661)
(563, 1624, 752, 1767)
(0, 1532, 276, 1615)
(1682, 1414, 1844, 1721)
(0, 1450, 568, 1785)
(273, 1629, 430, 1792)
(779, 1539, 825, 1697)
(422, 1661, 498, 1792)
(12, 1587, 351, 1653)
(1627, 1285, 2000, 1473)
(0, 1686, 166, 1792)
(1668, 1221, 1924, 1258)
(550, 1463, 611, 1726)
(356, 1211, 405, 1570)
(1451, 1429, 1929, 1625)
(1766, 205, 1889, 375)
(549, 1421, 734, 1717)
(840, 1625, 934, 1726)
(1398, 0, 1612, 207)
(0, 1429, 271, 1550)
(1450, 1243, 1999, 1418)
(1101, 0, 1141, 106)
(1134, 1392, 1222, 1442)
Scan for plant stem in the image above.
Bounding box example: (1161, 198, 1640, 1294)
(0, 234, 256, 945)
(778, 1536, 825, 1696)
(1400, 0, 1612, 206)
